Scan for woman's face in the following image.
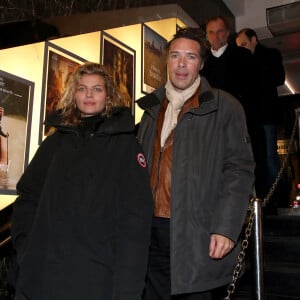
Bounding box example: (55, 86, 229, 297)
(75, 74, 107, 117)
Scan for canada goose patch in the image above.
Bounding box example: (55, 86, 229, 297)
(137, 153, 147, 168)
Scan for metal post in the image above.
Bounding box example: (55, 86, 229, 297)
(253, 198, 265, 300)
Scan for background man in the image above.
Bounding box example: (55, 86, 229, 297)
(236, 28, 285, 212)
(201, 16, 266, 199)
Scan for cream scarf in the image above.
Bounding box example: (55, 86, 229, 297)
(161, 75, 200, 147)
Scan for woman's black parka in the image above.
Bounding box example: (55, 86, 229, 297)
(11, 107, 153, 300)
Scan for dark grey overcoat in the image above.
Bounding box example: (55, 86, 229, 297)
(137, 78, 255, 294)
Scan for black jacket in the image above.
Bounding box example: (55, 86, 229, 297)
(253, 44, 285, 124)
(11, 107, 153, 300)
(201, 44, 256, 123)
(201, 44, 266, 169)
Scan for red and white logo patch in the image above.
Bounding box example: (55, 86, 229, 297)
(137, 153, 147, 168)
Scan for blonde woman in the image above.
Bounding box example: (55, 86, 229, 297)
(11, 62, 153, 300)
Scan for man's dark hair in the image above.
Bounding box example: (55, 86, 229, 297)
(238, 28, 258, 40)
(166, 27, 210, 62)
(205, 16, 230, 30)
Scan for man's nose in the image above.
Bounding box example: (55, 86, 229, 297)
(178, 57, 186, 66)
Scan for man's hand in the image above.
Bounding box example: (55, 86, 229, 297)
(209, 234, 234, 259)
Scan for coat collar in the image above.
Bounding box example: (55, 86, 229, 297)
(44, 107, 135, 135)
(136, 77, 218, 117)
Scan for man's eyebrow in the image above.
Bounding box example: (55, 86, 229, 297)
(169, 50, 198, 55)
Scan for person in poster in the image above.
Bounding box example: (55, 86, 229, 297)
(0, 71, 32, 191)
(143, 25, 167, 93)
(102, 36, 134, 115)
(44, 50, 81, 136)
(0, 106, 9, 166)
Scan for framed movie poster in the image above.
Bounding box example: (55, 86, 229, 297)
(100, 32, 136, 116)
(40, 42, 86, 143)
(142, 24, 168, 93)
(0, 70, 34, 194)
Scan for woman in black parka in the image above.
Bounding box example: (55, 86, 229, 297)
(11, 62, 153, 300)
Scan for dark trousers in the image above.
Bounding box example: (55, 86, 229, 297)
(142, 217, 226, 300)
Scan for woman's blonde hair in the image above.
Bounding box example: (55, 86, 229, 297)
(58, 62, 125, 126)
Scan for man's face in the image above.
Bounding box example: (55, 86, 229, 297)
(167, 38, 203, 91)
(206, 18, 230, 51)
(236, 32, 256, 54)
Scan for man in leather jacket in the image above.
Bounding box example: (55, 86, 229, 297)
(137, 27, 255, 299)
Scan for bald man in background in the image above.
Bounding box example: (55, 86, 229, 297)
(236, 28, 285, 213)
